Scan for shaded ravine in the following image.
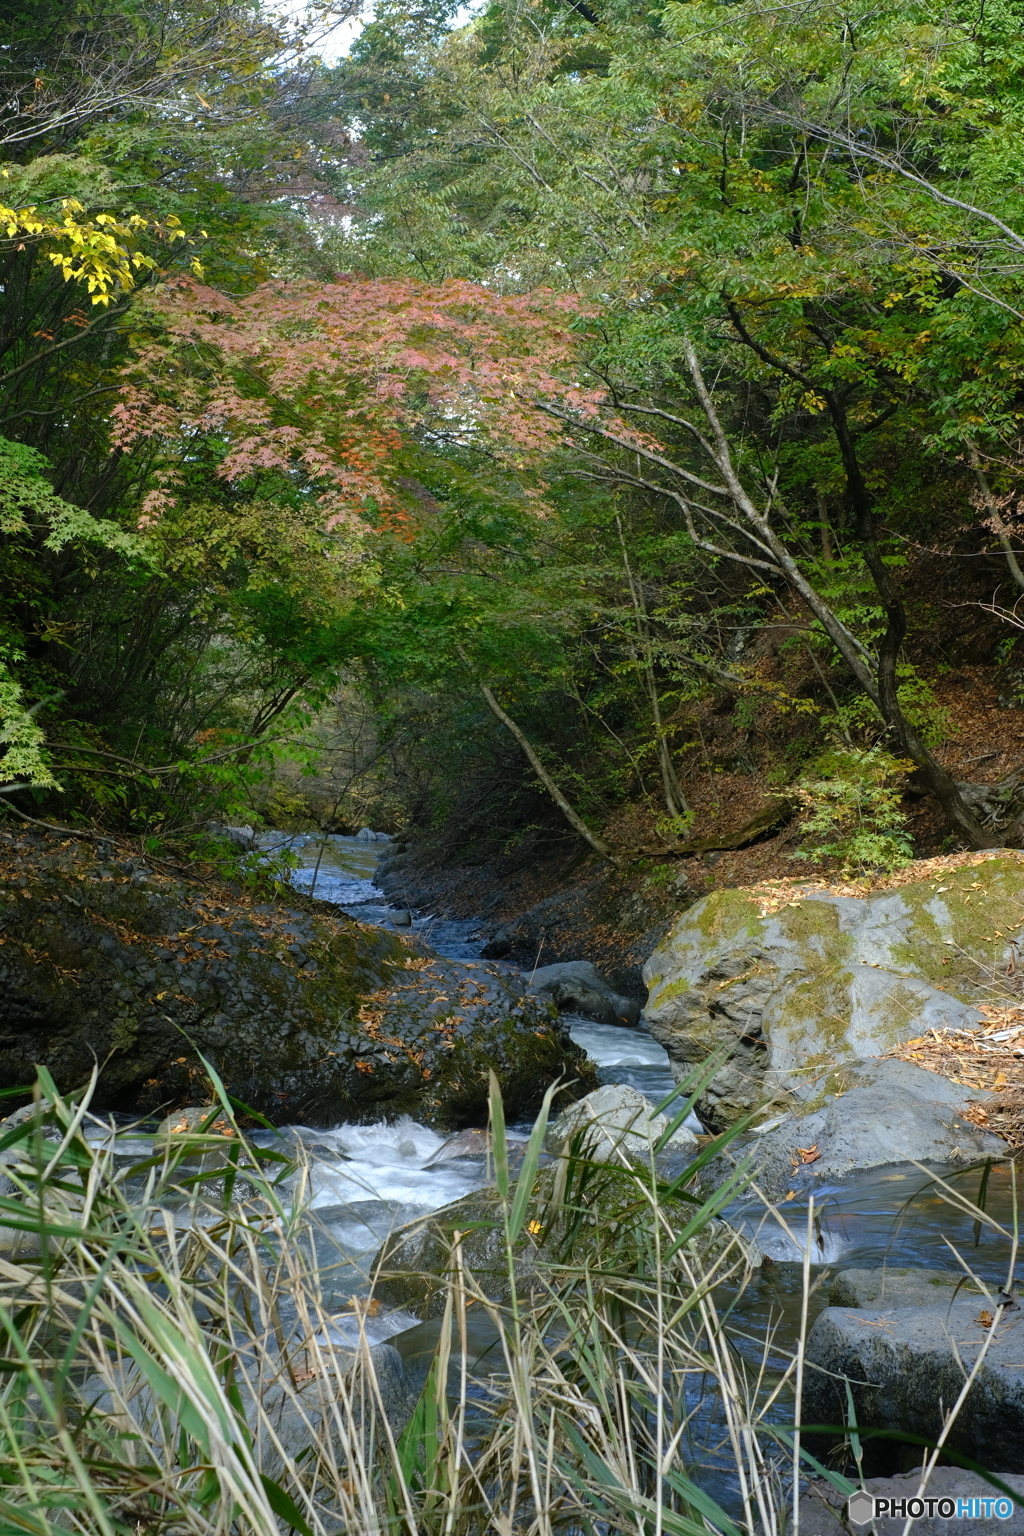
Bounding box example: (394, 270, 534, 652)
(82, 832, 1023, 1507)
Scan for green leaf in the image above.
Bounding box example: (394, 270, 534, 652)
(259, 1475, 314, 1536)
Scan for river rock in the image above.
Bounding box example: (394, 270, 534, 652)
(803, 1297, 1024, 1472)
(80, 1336, 416, 1477)
(355, 828, 392, 843)
(642, 858, 1024, 1130)
(527, 960, 642, 1028)
(829, 1266, 986, 1308)
(153, 1104, 242, 1167)
(0, 830, 593, 1127)
(204, 822, 258, 851)
(372, 1160, 760, 1318)
(743, 1058, 1008, 1199)
(548, 1083, 698, 1162)
(798, 1468, 1024, 1534)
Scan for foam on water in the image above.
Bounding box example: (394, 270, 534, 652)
(293, 1117, 488, 1212)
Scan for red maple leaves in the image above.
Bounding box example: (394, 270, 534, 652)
(114, 275, 611, 533)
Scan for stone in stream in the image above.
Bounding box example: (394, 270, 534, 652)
(736, 1057, 1009, 1201)
(829, 1265, 987, 1309)
(79, 1337, 416, 1478)
(798, 1468, 1024, 1534)
(371, 1159, 760, 1319)
(0, 829, 594, 1128)
(642, 858, 1024, 1132)
(803, 1297, 1024, 1472)
(153, 1105, 242, 1166)
(547, 1083, 698, 1162)
(527, 960, 642, 1028)
(423, 1127, 491, 1165)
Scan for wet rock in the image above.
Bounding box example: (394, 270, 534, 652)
(252, 1341, 415, 1474)
(390, 909, 412, 927)
(528, 960, 641, 1028)
(548, 1083, 698, 1162)
(372, 1160, 760, 1319)
(803, 1298, 1024, 1472)
(423, 1128, 491, 1165)
(355, 828, 392, 843)
(153, 1105, 242, 1166)
(746, 1058, 1008, 1200)
(829, 1266, 986, 1309)
(205, 822, 257, 851)
(798, 1468, 1024, 1534)
(80, 1337, 416, 1477)
(0, 830, 593, 1128)
(642, 860, 1024, 1130)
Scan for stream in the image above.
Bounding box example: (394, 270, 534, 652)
(85, 832, 1022, 1506)
(256, 834, 1021, 1311)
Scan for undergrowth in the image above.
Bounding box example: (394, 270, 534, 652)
(0, 1063, 1014, 1534)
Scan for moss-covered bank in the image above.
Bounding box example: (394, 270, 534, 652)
(0, 830, 592, 1126)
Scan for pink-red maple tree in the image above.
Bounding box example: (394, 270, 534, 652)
(114, 275, 613, 531)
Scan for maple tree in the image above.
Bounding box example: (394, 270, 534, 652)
(114, 275, 589, 531)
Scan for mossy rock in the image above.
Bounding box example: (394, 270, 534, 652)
(0, 830, 593, 1127)
(642, 859, 1024, 1129)
(371, 1157, 761, 1318)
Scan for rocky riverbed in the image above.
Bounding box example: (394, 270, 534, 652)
(7, 824, 1024, 1523)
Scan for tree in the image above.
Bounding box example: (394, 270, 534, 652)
(315, 0, 1024, 846)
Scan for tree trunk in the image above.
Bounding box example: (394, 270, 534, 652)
(680, 337, 1000, 850)
(615, 516, 689, 819)
(474, 678, 621, 867)
(824, 391, 1001, 848)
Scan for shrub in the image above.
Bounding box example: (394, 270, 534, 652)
(794, 745, 915, 876)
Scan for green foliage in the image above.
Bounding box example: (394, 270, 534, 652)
(794, 746, 916, 875)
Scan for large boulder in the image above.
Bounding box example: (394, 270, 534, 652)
(642, 858, 1024, 1130)
(0, 830, 593, 1127)
(829, 1265, 986, 1309)
(527, 960, 642, 1028)
(371, 1158, 760, 1319)
(80, 1337, 416, 1479)
(741, 1058, 1009, 1199)
(803, 1297, 1024, 1472)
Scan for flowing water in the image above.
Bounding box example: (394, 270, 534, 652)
(86, 831, 1022, 1508)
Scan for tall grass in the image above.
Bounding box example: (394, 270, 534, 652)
(0, 1065, 1010, 1534)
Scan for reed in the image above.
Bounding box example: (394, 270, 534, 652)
(0, 1064, 1009, 1534)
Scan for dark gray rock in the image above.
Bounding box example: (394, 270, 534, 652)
(829, 1266, 985, 1309)
(803, 1298, 1024, 1471)
(747, 1058, 1008, 1199)
(0, 831, 594, 1128)
(798, 1468, 1024, 1534)
(527, 960, 642, 1028)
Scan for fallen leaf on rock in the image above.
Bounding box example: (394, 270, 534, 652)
(795, 1144, 821, 1165)
(977, 1310, 995, 1329)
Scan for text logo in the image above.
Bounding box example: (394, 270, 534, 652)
(847, 1488, 1015, 1523)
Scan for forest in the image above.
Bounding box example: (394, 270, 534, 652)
(6, 0, 1024, 877)
(4, 1, 1024, 1532)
